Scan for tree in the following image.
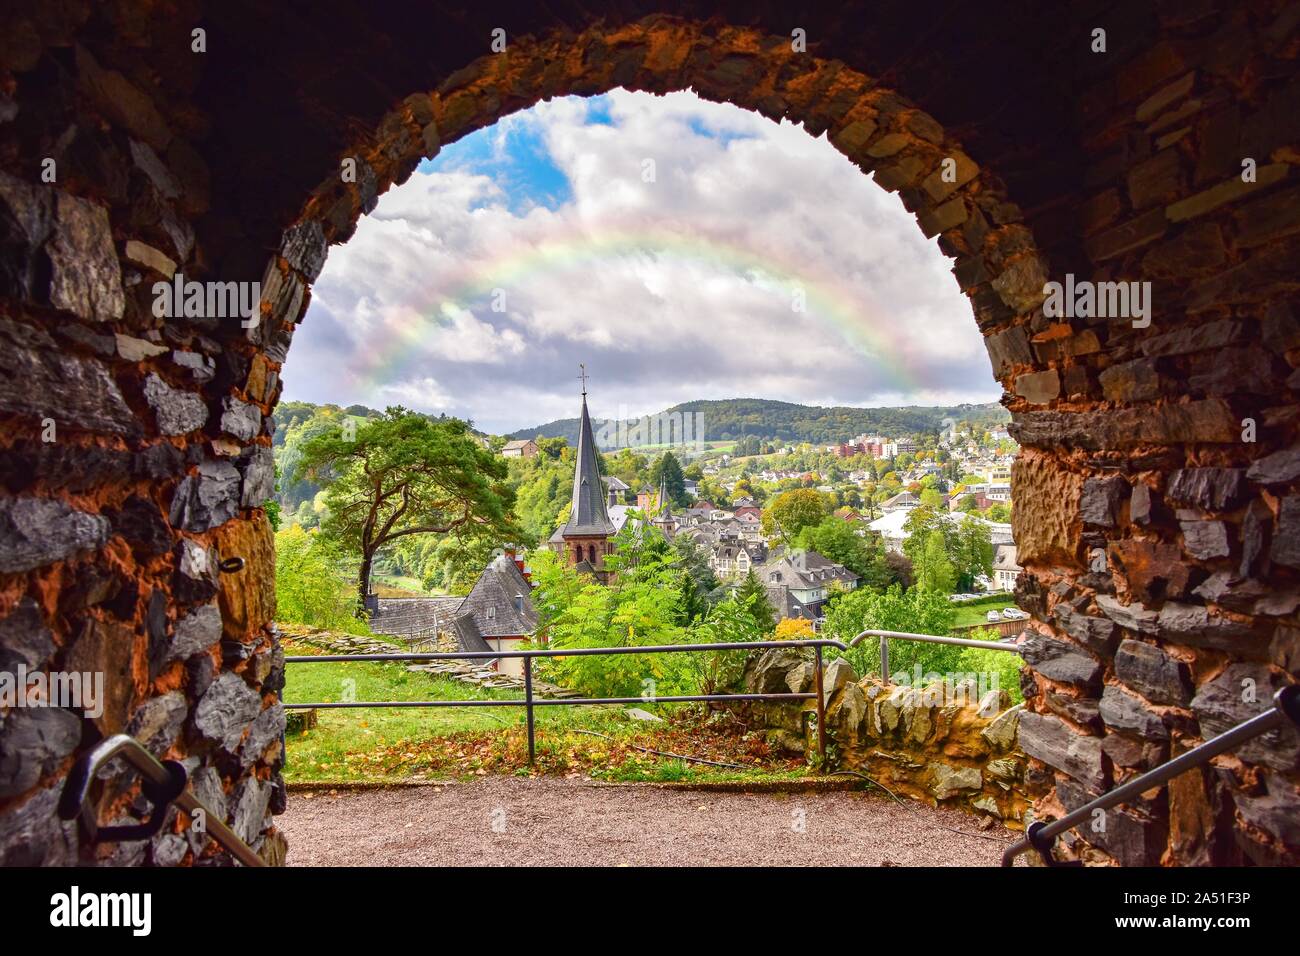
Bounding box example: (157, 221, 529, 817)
(775, 617, 815, 640)
(294, 407, 523, 610)
(793, 517, 892, 589)
(762, 488, 828, 540)
(953, 515, 994, 591)
(735, 568, 777, 634)
(650, 451, 688, 506)
(821, 584, 958, 680)
(913, 530, 956, 594)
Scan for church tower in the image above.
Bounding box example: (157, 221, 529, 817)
(550, 368, 616, 581)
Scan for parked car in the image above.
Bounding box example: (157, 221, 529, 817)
(986, 609, 1003, 623)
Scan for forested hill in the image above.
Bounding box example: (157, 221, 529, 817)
(509, 398, 1010, 448)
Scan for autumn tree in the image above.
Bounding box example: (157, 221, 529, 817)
(294, 407, 523, 610)
(761, 488, 829, 540)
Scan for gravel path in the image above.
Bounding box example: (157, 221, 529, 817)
(280, 778, 1014, 866)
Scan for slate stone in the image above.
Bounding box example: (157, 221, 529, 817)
(0, 170, 53, 302)
(1272, 496, 1300, 568)
(1080, 475, 1127, 527)
(1017, 711, 1106, 790)
(1156, 602, 1270, 654)
(1052, 605, 1119, 655)
(1057, 776, 1167, 866)
(0, 706, 82, 799)
(220, 396, 261, 441)
(125, 691, 188, 755)
(174, 538, 218, 603)
(1190, 663, 1300, 772)
(281, 219, 328, 281)
(186, 765, 227, 856)
(241, 703, 285, 769)
(185, 652, 214, 701)
(143, 373, 208, 435)
(1166, 467, 1247, 511)
(151, 832, 189, 867)
(1233, 771, 1300, 845)
(0, 597, 54, 671)
(108, 494, 172, 556)
(47, 190, 125, 322)
(1096, 594, 1160, 634)
(169, 603, 222, 662)
(169, 459, 240, 531)
(1237, 444, 1300, 486)
(1021, 631, 1102, 687)
(239, 444, 276, 508)
(1115, 639, 1193, 706)
(146, 588, 169, 679)
(0, 783, 79, 866)
(1100, 684, 1168, 740)
(230, 775, 272, 846)
(1180, 518, 1230, 559)
(1044, 688, 1102, 730)
(0, 317, 137, 435)
(0, 496, 110, 573)
(192, 672, 261, 753)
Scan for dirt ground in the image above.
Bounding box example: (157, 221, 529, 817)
(279, 777, 1016, 866)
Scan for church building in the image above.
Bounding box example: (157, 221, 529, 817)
(547, 383, 616, 582)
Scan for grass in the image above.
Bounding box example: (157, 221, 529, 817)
(281, 635, 813, 786)
(951, 600, 1018, 629)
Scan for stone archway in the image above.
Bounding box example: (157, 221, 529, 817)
(1, 2, 1298, 867)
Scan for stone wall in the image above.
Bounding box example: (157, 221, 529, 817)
(743, 648, 1029, 827)
(0, 1, 1298, 865)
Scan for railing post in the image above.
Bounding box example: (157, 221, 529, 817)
(814, 644, 826, 771)
(879, 634, 889, 684)
(524, 656, 536, 765)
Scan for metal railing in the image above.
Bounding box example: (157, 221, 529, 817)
(284, 637, 849, 765)
(58, 734, 265, 867)
(849, 627, 1022, 682)
(1002, 684, 1300, 866)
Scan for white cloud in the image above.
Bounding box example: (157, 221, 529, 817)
(290, 89, 997, 433)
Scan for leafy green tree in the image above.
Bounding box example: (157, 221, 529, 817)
(793, 518, 892, 589)
(650, 451, 688, 506)
(293, 407, 523, 610)
(913, 530, 956, 594)
(953, 515, 994, 591)
(274, 525, 370, 635)
(734, 568, 777, 634)
(821, 584, 958, 680)
(762, 488, 828, 540)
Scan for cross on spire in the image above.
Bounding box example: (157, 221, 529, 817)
(578, 363, 589, 397)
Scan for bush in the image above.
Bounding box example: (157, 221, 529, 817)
(275, 525, 370, 635)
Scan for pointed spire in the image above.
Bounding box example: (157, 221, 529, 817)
(562, 378, 615, 538)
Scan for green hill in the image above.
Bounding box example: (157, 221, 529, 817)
(509, 398, 1009, 448)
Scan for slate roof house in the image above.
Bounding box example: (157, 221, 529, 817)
(452, 551, 539, 678)
(502, 438, 538, 458)
(759, 550, 858, 622)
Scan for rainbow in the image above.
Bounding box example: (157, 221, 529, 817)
(333, 221, 935, 403)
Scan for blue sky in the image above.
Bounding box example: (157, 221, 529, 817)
(289, 90, 997, 434)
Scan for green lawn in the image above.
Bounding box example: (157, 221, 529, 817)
(951, 600, 1018, 629)
(280, 639, 813, 785)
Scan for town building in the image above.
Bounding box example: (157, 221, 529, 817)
(452, 552, 538, 678)
(502, 438, 538, 458)
(759, 550, 858, 622)
(547, 386, 616, 581)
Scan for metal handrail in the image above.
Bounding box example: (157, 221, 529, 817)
(58, 734, 266, 867)
(848, 627, 1022, 685)
(1001, 685, 1300, 866)
(285, 637, 848, 764)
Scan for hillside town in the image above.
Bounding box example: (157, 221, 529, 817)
(403, 385, 1023, 660)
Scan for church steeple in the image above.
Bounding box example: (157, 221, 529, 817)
(562, 374, 615, 539)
